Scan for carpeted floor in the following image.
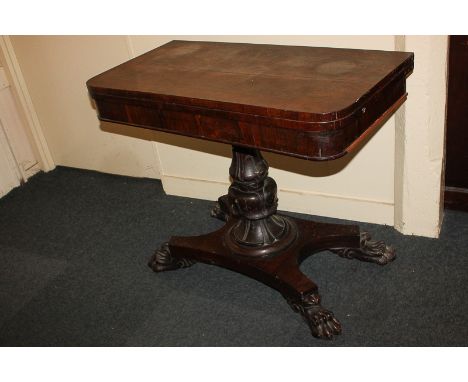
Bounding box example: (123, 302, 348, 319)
(0, 166, 467, 346)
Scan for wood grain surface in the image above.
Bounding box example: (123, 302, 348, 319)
(87, 40, 413, 160)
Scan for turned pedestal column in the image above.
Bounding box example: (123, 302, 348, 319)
(148, 146, 395, 339)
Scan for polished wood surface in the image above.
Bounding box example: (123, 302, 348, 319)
(149, 146, 397, 339)
(445, 187, 468, 213)
(87, 41, 413, 340)
(87, 40, 413, 160)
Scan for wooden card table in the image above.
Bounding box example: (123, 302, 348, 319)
(87, 40, 414, 339)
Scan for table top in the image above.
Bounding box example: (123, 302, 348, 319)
(87, 40, 414, 160)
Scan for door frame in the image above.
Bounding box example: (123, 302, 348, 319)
(0, 115, 21, 197)
(0, 36, 54, 173)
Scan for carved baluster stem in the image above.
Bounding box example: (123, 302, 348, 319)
(223, 146, 297, 257)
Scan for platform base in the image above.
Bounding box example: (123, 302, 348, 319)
(149, 213, 395, 340)
(148, 146, 395, 340)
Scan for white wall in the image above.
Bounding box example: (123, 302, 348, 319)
(130, 36, 397, 225)
(9, 36, 161, 179)
(5, 35, 448, 237)
(394, 36, 448, 237)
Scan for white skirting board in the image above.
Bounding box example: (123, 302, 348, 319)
(161, 174, 394, 226)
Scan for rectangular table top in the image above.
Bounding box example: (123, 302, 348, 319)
(87, 40, 414, 160)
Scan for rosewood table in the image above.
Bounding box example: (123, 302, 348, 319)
(87, 40, 414, 339)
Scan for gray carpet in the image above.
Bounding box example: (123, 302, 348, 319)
(0, 166, 467, 346)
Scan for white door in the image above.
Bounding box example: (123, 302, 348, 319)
(0, 66, 39, 198)
(0, 116, 21, 197)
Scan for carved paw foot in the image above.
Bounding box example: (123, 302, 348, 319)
(210, 201, 229, 222)
(210, 195, 230, 222)
(330, 232, 396, 265)
(148, 242, 195, 272)
(286, 293, 342, 340)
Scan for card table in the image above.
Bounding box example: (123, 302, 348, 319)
(87, 40, 414, 339)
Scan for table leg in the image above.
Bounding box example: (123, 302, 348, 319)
(330, 232, 396, 265)
(148, 145, 396, 339)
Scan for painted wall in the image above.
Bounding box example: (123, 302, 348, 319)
(127, 36, 397, 226)
(9, 36, 161, 179)
(394, 36, 448, 237)
(7, 35, 448, 237)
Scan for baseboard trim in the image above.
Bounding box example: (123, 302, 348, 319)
(161, 174, 394, 226)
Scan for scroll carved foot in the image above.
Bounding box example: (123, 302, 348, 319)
(330, 232, 396, 265)
(210, 201, 228, 222)
(210, 195, 230, 222)
(285, 292, 342, 340)
(148, 242, 195, 272)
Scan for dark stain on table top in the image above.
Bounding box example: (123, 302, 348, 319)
(87, 40, 414, 123)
